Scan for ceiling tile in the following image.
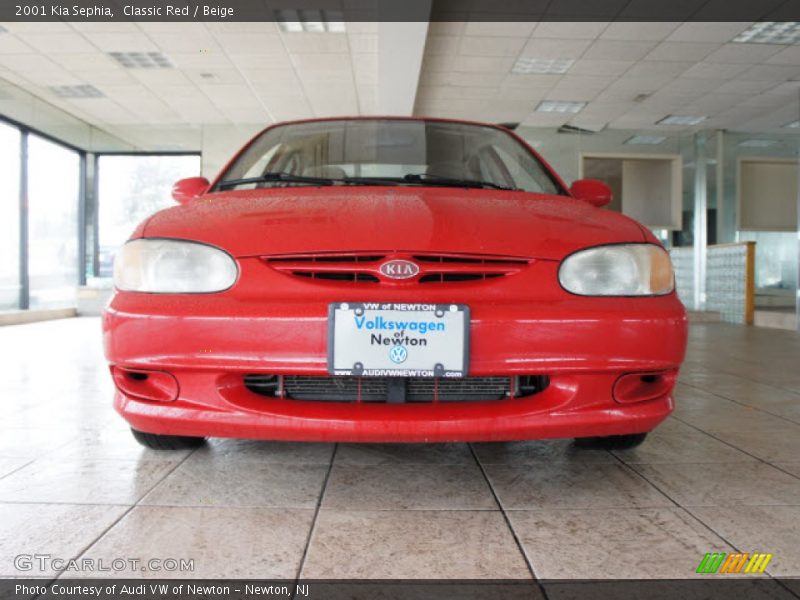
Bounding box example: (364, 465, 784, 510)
(599, 22, 680, 41)
(458, 36, 527, 57)
(291, 52, 353, 72)
(681, 62, 750, 80)
(568, 59, 634, 77)
(73, 70, 136, 86)
(184, 68, 245, 85)
(18, 32, 97, 53)
(462, 21, 536, 37)
(451, 55, 515, 73)
(83, 32, 159, 53)
(131, 69, 193, 87)
(531, 22, 609, 40)
(213, 33, 284, 55)
(582, 40, 658, 61)
(448, 71, 507, 87)
(424, 35, 460, 56)
(168, 51, 233, 69)
(703, 43, 783, 64)
(624, 61, 693, 79)
(765, 45, 800, 66)
(666, 22, 751, 42)
(713, 79, 779, 95)
(737, 64, 800, 82)
(0, 34, 34, 54)
(48, 53, 120, 71)
(643, 42, 721, 62)
(519, 38, 593, 59)
(348, 33, 378, 54)
(281, 33, 350, 54)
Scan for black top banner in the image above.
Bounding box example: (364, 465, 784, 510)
(2, 0, 800, 22)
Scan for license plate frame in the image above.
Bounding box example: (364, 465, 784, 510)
(327, 302, 469, 377)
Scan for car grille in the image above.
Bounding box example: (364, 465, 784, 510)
(243, 374, 548, 403)
(264, 252, 529, 284)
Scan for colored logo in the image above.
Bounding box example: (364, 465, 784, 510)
(389, 346, 408, 364)
(696, 552, 773, 574)
(379, 259, 420, 280)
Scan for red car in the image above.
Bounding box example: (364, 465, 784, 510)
(103, 117, 687, 451)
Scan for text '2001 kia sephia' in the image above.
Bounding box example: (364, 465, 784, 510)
(104, 117, 687, 451)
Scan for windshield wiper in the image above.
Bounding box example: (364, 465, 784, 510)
(401, 173, 519, 191)
(217, 172, 403, 190)
(217, 172, 337, 189)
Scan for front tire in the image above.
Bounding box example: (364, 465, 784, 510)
(574, 432, 648, 450)
(131, 428, 206, 450)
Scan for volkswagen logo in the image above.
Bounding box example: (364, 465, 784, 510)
(379, 259, 419, 280)
(389, 346, 408, 364)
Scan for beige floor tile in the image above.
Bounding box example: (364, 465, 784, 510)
(0, 458, 175, 505)
(51, 429, 192, 462)
(774, 463, 800, 479)
(77, 506, 314, 578)
(322, 464, 496, 510)
(509, 508, 734, 579)
(672, 406, 799, 433)
(191, 438, 334, 464)
(633, 463, 800, 507)
(711, 430, 800, 463)
(485, 464, 672, 510)
(690, 505, 800, 577)
(0, 503, 128, 576)
(303, 510, 530, 578)
(612, 431, 757, 464)
(140, 461, 328, 508)
(0, 428, 78, 458)
(335, 443, 474, 465)
(0, 458, 31, 479)
(473, 440, 615, 464)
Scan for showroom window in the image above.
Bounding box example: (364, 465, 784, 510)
(26, 134, 81, 309)
(96, 154, 201, 278)
(0, 121, 21, 310)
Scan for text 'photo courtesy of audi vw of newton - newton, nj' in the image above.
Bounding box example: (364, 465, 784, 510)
(103, 116, 687, 451)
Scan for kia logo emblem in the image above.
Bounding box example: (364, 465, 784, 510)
(379, 259, 420, 280)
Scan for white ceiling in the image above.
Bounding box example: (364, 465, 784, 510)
(0, 19, 798, 151)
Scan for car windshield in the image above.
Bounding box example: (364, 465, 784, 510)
(214, 119, 564, 195)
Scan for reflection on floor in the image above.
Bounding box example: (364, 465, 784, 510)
(2, 317, 800, 580)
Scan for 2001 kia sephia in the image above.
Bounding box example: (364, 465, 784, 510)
(103, 117, 687, 451)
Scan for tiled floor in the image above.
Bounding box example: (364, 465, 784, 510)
(2, 317, 800, 580)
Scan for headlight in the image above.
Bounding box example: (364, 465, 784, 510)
(113, 239, 238, 293)
(559, 244, 674, 296)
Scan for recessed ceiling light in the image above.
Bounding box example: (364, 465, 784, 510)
(625, 135, 667, 145)
(48, 84, 104, 99)
(738, 139, 780, 148)
(274, 8, 345, 33)
(783, 120, 800, 129)
(733, 22, 800, 45)
(657, 115, 707, 126)
(536, 100, 586, 114)
(108, 51, 173, 69)
(512, 57, 574, 75)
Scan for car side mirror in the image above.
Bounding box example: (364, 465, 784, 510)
(172, 177, 210, 205)
(570, 179, 612, 208)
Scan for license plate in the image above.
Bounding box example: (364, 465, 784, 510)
(328, 302, 469, 377)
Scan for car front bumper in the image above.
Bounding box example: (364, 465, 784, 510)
(103, 285, 687, 443)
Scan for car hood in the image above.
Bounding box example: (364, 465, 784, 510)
(141, 187, 646, 260)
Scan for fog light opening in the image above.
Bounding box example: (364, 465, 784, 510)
(111, 366, 179, 402)
(613, 370, 676, 404)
